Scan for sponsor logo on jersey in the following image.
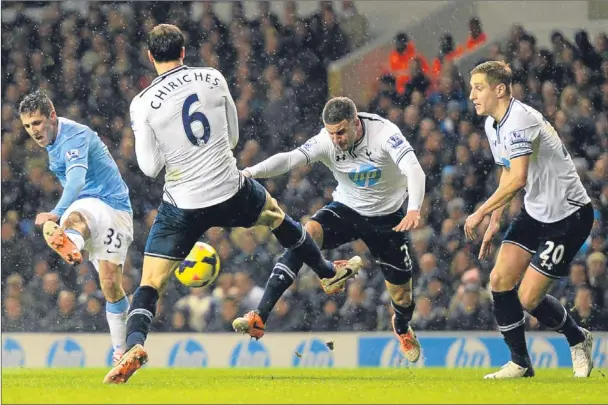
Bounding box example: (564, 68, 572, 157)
(348, 164, 382, 187)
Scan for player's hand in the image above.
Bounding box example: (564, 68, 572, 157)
(241, 169, 252, 178)
(35, 212, 59, 226)
(393, 210, 420, 232)
(478, 220, 500, 260)
(464, 211, 484, 240)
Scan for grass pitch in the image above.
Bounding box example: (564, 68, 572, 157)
(2, 368, 607, 404)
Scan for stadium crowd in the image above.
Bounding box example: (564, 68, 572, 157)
(2, 2, 608, 334)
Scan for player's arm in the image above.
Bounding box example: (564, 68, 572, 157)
(217, 73, 239, 149)
(244, 135, 324, 178)
(130, 100, 165, 178)
(385, 131, 426, 231)
(51, 132, 90, 218)
(476, 128, 536, 217)
(244, 149, 309, 178)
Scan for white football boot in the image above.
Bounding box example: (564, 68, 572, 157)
(484, 361, 535, 379)
(571, 328, 594, 378)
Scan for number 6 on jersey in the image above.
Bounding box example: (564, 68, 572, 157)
(182, 93, 211, 146)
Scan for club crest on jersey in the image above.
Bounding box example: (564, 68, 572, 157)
(388, 134, 404, 149)
(349, 164, 381, 187)
(65, 149, 80, 161)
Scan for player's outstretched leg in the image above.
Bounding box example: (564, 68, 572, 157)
(525, 293, 593, 377)
(104, 256, 177, 384)
(43, 211, 89, 265)
(97, 260, 130, 365)
(386, 280, 420, 363)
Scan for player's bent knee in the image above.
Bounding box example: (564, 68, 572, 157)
(385, 280, 413, 307)
(304, 220, 324, 247)
(64, 211, 91, 238)
(517, 287, 542, 312)
(140, 256, 180, 291)
(489, 266, 518, 292)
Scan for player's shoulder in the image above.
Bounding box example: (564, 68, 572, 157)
(57, 117, 92, 138)
(358, 112, 402, 144)
(503, 98, 541, 131)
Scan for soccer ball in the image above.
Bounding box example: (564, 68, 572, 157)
(174, 242, 220, 288)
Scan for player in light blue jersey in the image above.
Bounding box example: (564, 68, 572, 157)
(19, 90, 134, 364)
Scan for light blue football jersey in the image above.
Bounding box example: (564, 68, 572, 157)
(46, 117, 132, 214)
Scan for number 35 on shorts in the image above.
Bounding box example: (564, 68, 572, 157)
(104, 227, 125, 254)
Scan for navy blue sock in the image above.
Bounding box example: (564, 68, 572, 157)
(272, 215, 335, 279)
(392, 301, 415, 335)
(125, 286, 159, 350)
(493, 289, 531, 368)
(257, 254, 301, 323)
(528, 294, 585, 346)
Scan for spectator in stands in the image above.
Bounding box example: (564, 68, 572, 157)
(40, 290, 82, 332)
(389, 32, 429, 94)
(465, 17, 487, 50)
(339, 1, 369, 49)
(446, 283, 493, 330)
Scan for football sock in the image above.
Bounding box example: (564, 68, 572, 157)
(272, 215, 335, 279)
(106, 295, 129, 353)
(528, 294, 585, 346)
(65, 229, 85, 251)
(493, 289, 531, 368)
(256, 255, 299, 323)
(392, 300, 415, 334)
(125, 286, 158, 349)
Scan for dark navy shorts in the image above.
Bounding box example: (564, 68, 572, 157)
(144, 177, 267, 260)
(503, 203, 594, 279)
(310, 201, 414, 285)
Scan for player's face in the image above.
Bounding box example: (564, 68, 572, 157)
(20, 109, 57, 147)
(469, 73, 498, 116)
(325, 119, 357, 151)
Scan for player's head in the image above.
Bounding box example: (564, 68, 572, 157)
(322, 97, 361, 151)
(147, 24, 186, 68)
(469, 60, 512, 117)
(19, 89, 57, 147)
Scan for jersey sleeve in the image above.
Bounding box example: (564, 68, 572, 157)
(60, 130, 90, 173)
(130, 98, 166, 178)
(382, 130, 414, 165)
(297, 132, 329, 164)
(507, 125, 540, 160)
(216, 70, 239, 149)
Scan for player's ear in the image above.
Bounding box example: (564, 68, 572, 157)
(180, 47, 185, 60)
(49, 109, 57, 121)
(147, 50, 154, 64)
(496, 83, 507, 98)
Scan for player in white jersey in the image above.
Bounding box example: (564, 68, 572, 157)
(104, 24, 360, 384)
(464, 61, 594, 379)
(232, 97, 426, 363)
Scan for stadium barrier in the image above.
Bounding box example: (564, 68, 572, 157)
(2, 332, 606, 369)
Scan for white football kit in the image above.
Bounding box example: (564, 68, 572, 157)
(129, 65, 240, 209)
(245, 112, 425, 217)
(485, 98, 590, 223)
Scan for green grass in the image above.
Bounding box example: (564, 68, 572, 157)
(2, 368, 607, 404)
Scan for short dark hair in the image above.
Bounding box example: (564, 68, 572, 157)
(322, 97, 357, 124)
(147, 24, 185, 62)
(19, 89, 54, 117)
(470, 60, 512, 96)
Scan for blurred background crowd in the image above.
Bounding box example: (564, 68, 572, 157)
(2, 1, 607, 334)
